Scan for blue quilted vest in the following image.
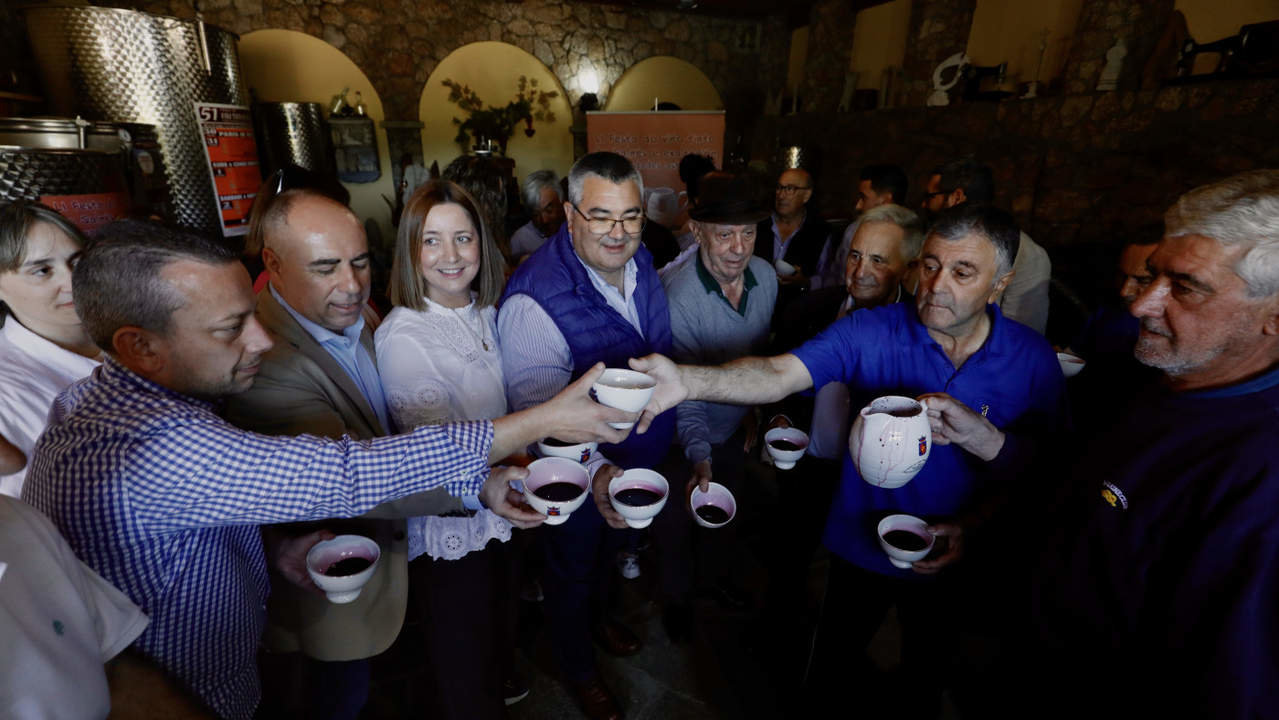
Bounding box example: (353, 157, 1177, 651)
(502, 227, 675, 469)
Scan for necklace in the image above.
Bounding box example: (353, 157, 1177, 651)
(448, 305, 490, 352)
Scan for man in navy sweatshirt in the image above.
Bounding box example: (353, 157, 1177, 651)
(1032, 169, 1279, 719)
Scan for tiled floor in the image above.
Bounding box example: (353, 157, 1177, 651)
(360, 458, 962, 719)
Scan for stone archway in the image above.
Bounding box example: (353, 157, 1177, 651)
(239, 28, 395, 241)
(419, 41, 575, 180)
(604, 56, 724, 111)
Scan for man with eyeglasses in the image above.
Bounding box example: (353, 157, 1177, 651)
(498, 151, 677, 720)
(755, 167, 831, 316)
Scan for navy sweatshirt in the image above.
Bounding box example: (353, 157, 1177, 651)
(1033, 361, 1279, 718)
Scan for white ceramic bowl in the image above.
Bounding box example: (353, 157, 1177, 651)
(764, 427, 809, 470)
(608, 468, 669, 529)
(690, 481, 737, 529)
(592, 368, 657, 429)
(775, 258, 797, 276)
(536, 438, 597, 464)
(306, 534, 381, 604)
(522, 457, 590, 526)
(1057, 351, 1086, 378)
(876, 514, 936, 570)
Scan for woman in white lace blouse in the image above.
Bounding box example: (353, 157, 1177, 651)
(375, 180, 524, 717)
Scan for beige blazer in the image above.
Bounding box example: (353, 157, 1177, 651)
(223, 290, 464, 661)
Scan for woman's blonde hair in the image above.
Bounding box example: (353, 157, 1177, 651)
(390, 179, 505, 310)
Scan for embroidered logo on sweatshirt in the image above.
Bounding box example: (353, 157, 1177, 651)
(1101, 482, 1128, 510)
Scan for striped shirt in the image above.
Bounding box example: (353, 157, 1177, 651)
(21, 357, 492, 719)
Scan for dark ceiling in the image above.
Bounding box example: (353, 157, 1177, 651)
(570, 0, 890, 27)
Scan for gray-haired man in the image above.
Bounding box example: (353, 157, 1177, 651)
(510, 169, 566, 263)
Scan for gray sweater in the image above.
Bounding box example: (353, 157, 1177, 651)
(663, 253, 778, 464)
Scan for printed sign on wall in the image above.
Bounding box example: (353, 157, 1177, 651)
(195, 102, 259, 237)
(586, 111, 724, 191)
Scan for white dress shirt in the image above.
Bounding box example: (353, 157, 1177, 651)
(0, 318, 100, 497)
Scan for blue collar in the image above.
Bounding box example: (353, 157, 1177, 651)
(268, 283, 365, 349)
(903, 300, 1009, 356)
(1185, 363, 1279, 399)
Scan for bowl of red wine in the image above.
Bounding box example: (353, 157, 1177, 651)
(306, 534, 381, 604)
(522, 457, 591, 525)
(690, 481, 736, 529)
(608, 468, 669, 528)
(536, 437, 597, 464)
(876, 514, 935, 569)
(763, 427, 809, 470)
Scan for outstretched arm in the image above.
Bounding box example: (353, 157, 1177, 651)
(629, 353, 814, 434)
(490, 363, 635, 462)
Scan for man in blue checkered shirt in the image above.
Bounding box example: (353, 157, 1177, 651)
(21, 220, 634, 720)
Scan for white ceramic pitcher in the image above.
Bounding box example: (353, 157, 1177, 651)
(849, 395, 931, 489)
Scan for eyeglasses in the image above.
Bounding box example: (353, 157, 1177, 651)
(776, 184, 811, 195)
(570, 203, 645, 236)
(922, 190, 947, 201)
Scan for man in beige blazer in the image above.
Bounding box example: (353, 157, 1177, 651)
(223, 189, 536, 718)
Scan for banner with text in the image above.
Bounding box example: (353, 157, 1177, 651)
(586, 111, 724, 194)
(195, 102, 259, 237)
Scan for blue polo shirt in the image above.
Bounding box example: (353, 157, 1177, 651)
(792, 301, 1064, 576)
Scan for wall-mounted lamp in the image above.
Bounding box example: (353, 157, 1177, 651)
(579, 67, 600, 96)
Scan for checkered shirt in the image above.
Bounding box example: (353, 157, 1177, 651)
(21, 357, 492, 719)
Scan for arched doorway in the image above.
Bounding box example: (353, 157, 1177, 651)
(419, 42, 575, 182)
(604, 56, 723, 112)
(239, 29, 395, 242)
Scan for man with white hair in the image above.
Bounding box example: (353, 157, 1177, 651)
(510, 169, 565, 263)
(1032, 169, 1279, 719)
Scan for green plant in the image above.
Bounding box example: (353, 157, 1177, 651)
(441, 76, 559, 154)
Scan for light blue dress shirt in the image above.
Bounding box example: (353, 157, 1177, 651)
(269, 284, 391, 433)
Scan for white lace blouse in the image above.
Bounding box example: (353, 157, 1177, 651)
(375, 295, 511, 561)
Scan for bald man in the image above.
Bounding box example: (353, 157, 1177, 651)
(755, 167, 831, 316)
(223, 190, 493, 718)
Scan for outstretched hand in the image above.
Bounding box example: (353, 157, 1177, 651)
(627, 354, 688, 434)
(481, 466, 545, 529)
(917, 392, 1005, 462)
(545, 363, 636, 444)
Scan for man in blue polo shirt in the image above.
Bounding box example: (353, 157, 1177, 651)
(633, 203, 1064, 715)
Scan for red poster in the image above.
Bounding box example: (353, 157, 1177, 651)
(586, 111, 725, 192)
(39, 192, 131, 234)
(195, 102, 259, 237)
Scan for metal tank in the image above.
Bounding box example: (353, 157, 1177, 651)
(254, 102, 336, 179)
(0, 116, 166, 232)
(24, 6, 252, 234)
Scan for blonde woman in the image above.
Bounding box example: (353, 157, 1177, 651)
(374, 179, 527, 717)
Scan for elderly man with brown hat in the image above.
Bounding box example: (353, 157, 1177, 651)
(654, 172, 777, 641)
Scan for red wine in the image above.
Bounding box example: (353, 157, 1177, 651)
(883, 530, 929, 552)
(614, 487, 662, 507)
(533, 481, 584, 501)
(770, 439, 803, 452)
(324, 557, 372, 576)
(695, 504, 730, 524)
(542, 437, 575, 447)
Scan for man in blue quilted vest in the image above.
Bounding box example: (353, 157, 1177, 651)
(498, 151, 676, 720)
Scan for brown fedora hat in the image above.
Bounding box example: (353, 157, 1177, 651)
(688, 172, 770, 225)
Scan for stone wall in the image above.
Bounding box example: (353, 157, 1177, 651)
(900, 0, 977, 108)
(112, 0, 788, 143)
(1061, 0, 1175, 94)
(747, 78, 1279, 327)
